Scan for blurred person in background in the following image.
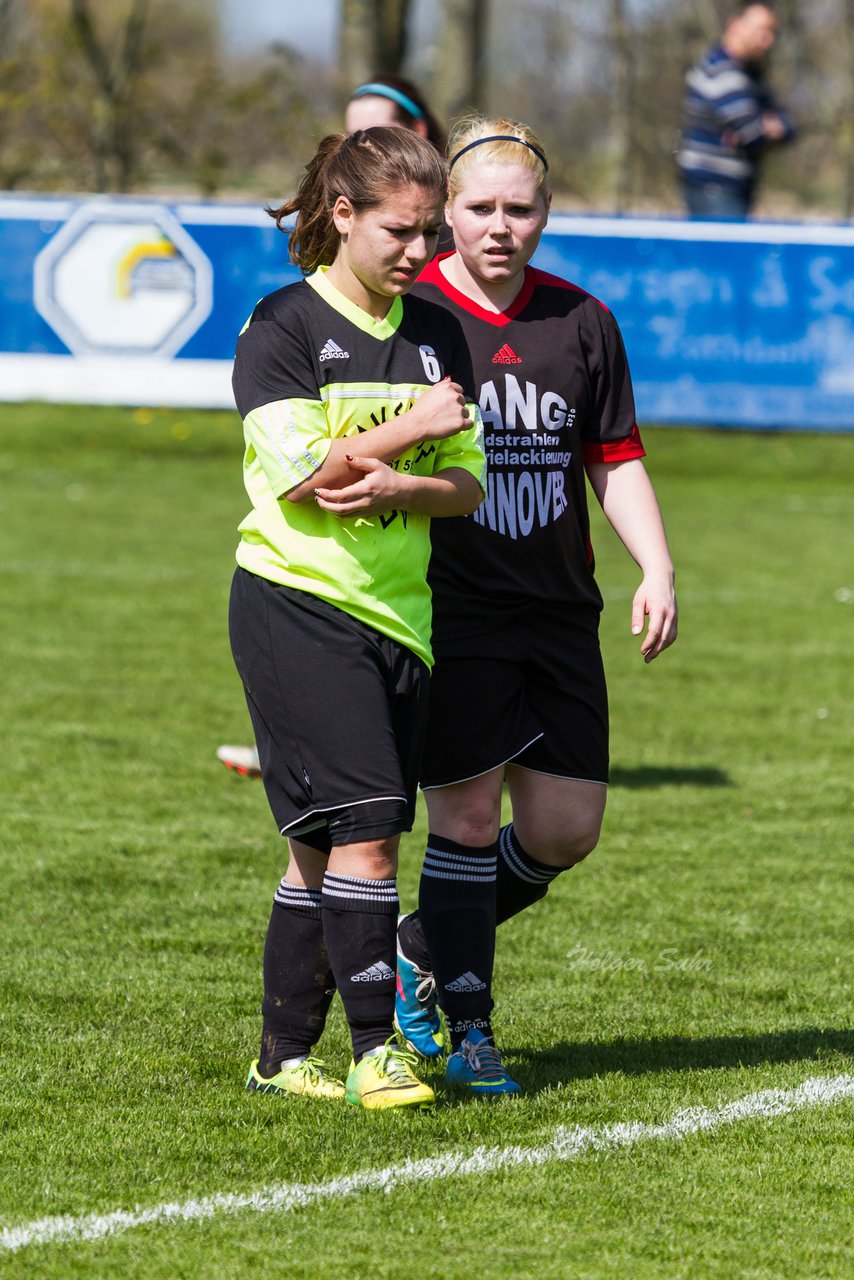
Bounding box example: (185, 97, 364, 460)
(676, 2, 795, 219)
(344, 75, 446, 153)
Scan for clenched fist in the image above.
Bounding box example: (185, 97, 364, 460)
(408, 377, 472, 440)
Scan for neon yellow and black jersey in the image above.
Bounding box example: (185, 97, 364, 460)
(232, 267, 486, 668)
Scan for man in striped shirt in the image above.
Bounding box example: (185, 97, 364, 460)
(677, 3, 795, 219)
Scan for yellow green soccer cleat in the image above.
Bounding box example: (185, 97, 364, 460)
(245, 1055, 345, 1100)
(345, 1040, 436, 1110)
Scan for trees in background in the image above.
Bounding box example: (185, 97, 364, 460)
(338, 0, 485, 122)
(0, 0, 852, 217)
(339, 0, 410, 84)
(0, 0, 334, 196)
(433, 0, 487, 120)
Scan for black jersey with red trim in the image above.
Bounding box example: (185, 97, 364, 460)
(413, 255, 645, 625)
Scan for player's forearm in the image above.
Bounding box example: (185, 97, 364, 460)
(586, 458, 674, 580)
(396, 468, 484, 517)
(285, 416, 432, 502)
(286, 380, 474, 503)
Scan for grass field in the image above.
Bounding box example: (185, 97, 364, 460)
(1, 403, 852, 1279)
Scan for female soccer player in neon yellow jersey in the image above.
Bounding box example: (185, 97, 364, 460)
(217, 77, 449, 784)
(230, 126, 484, 1109)
(394, 117, 678, 1094)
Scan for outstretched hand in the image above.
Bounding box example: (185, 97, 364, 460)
(314, 456, 405, 517)
(631, 575, 678, 663)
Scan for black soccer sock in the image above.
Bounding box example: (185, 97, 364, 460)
(258, 881, 335, 1075)
(401, 825, 567, 973)
(418, 833, 497, 1051)
(495, 823, 566, 925)
(321, 871, 399, 1063)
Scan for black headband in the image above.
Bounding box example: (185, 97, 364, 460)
(448, 134, 549, 173)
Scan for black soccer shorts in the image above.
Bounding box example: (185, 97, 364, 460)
(229, 568, 429, 853)
(420, 601, 608, 788)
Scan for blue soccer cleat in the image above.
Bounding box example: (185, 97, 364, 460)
(445, 1027, 522, 1096)
(394, 923, 445, 1059)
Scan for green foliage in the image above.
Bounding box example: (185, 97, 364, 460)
(0, 405, 852, 1277)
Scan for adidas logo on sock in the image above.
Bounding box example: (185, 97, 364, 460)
(352, 961, 395, 982)
(491, 343, 522, 364)
(445, 970, 487, 992)
(319, 338, 350, 361)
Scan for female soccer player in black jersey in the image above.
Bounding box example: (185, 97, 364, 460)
(230, 126, 485, 1110)
(394, 117, 678, 1094)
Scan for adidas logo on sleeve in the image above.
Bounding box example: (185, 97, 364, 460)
(319, 338, 350, 361)
(445, 971, 487, 992)
(352, 961, 395, 983)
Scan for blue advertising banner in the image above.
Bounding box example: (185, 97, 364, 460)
(1, 194, 853, 429)
(535, 217, 854, 432)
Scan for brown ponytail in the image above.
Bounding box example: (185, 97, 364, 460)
(268, 126, 447, 274)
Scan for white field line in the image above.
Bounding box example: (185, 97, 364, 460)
(3, 1074, 852, 1255)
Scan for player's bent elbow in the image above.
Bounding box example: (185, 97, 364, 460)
(283, 480, 315, 504)
(450, 472, 486, 515)
(457, 489, 484, 516)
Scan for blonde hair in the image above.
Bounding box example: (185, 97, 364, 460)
(269, 127, 447, 273)
(447, 116, 550, 200)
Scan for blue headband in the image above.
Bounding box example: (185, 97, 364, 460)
(449, 134, 549, 173)
(351, 82, 425, 122)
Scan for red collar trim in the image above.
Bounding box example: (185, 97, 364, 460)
(418, 254, 535, 327)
